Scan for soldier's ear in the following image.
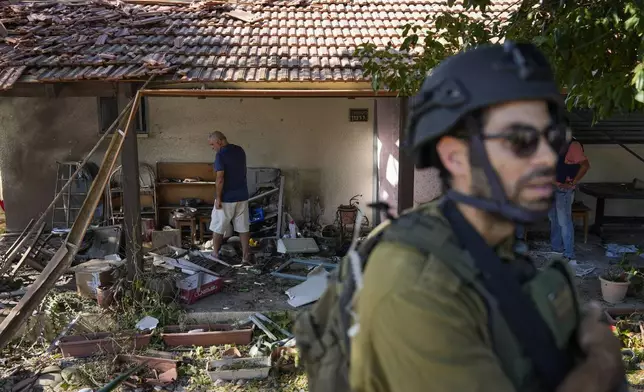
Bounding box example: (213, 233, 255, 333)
(436, 136, 470, 179)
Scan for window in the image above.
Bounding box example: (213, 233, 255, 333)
(97, 96, 148, 135)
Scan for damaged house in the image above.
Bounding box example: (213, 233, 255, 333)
(0, 0, 443, 237)
(0, 0, 643, 265)
(1, 1, 644, 386)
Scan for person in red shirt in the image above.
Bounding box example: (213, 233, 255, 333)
(550, 137, 590, 263)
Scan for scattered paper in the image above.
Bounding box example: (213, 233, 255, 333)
(605, 243, 639, 258)
(569, 261, 596, 277)
(136, 316, 159, 331)
(285, 266, 330, 307)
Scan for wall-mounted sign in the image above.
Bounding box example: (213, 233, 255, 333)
(349, 109, 369, 122)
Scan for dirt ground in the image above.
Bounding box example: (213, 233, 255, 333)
(3, 226, 644, 391)
(527, 227, 644, 305)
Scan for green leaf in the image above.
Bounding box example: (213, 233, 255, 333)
(635, 91, 644, 103)
(625, 15, 640, 31)
(354, 0, 644, 118)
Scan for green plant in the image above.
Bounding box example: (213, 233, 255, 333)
(113, 277, 185, 331)
(603, 253, 640, 282)
(181, 346, 215, 391)
(357, 0, 644, 120)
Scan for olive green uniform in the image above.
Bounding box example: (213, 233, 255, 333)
(350, 202, 541, 392)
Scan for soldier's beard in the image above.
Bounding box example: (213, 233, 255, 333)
(469, 166, 555, 214)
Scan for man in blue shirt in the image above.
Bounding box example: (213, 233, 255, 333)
(208, 131, 251, 263)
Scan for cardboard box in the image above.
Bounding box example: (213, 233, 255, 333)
(176, 272, 223, 304)
(72, 259, 125, 299)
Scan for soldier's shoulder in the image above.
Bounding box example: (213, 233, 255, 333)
(365, 239, 464, 298)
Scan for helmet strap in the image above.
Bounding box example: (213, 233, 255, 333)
(445, 115, 549, 224)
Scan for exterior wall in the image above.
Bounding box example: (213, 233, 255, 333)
(576, 145, 644, 221)
(0, 97, 104, 231)
(0, 95, 374, 230)
(141, 97, 374, 225)
(1, 94, 642, 232)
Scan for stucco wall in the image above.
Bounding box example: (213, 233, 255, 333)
(576, 145, 644, 221)
(2, 94, 642, 232)
(0, 96, 374, 231)
(0, 97, 104, 231)
(141, 97, 375, 226)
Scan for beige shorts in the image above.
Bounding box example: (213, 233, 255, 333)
(210, 201, 250, 235)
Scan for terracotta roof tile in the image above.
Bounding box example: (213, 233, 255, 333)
(0, 0, 516, 88)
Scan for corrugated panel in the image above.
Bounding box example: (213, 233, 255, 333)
(570, 109, 644, 144)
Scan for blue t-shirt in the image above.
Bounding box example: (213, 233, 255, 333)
(214, 144, 249, 202)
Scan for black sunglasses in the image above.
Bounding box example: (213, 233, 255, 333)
(482, 124, 571, 158)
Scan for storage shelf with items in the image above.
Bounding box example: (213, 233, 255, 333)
(156, 162, 217, 231)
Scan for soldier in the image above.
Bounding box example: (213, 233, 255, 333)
(295, 42, 624, 392)
(348, 42, 624, 392)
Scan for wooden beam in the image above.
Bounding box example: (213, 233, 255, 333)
(0, 82, 117, 97)
(397, 97, 414, 214)
(140, 88, 398, 98)
(121, 84, 143, 280)
(10, 222, 46, 277)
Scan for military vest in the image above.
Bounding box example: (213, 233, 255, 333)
(294, 200, 581, 392)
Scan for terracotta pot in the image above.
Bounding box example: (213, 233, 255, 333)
(271, 347, 299, 373)
(162, 324, 253, 347)
(599, 277, 630, 304)
(58, 332, 152, 358)
(606, 307, 644, 316)
(117, 354, 178, 386)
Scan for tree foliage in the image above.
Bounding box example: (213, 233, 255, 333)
(356, 0, 644, 119)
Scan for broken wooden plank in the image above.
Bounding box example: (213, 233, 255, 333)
(2, 219, 34, 262)
(10, 221, 46, 277)
(0, 81, 151, 350)
(0, 225, 35, 276)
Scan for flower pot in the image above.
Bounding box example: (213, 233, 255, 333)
(599, 277, 630, 304)
(58, 332, 152, 358)
(161, 324, 253, 347)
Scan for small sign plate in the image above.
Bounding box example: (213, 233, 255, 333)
(349, 109, 369, 122)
